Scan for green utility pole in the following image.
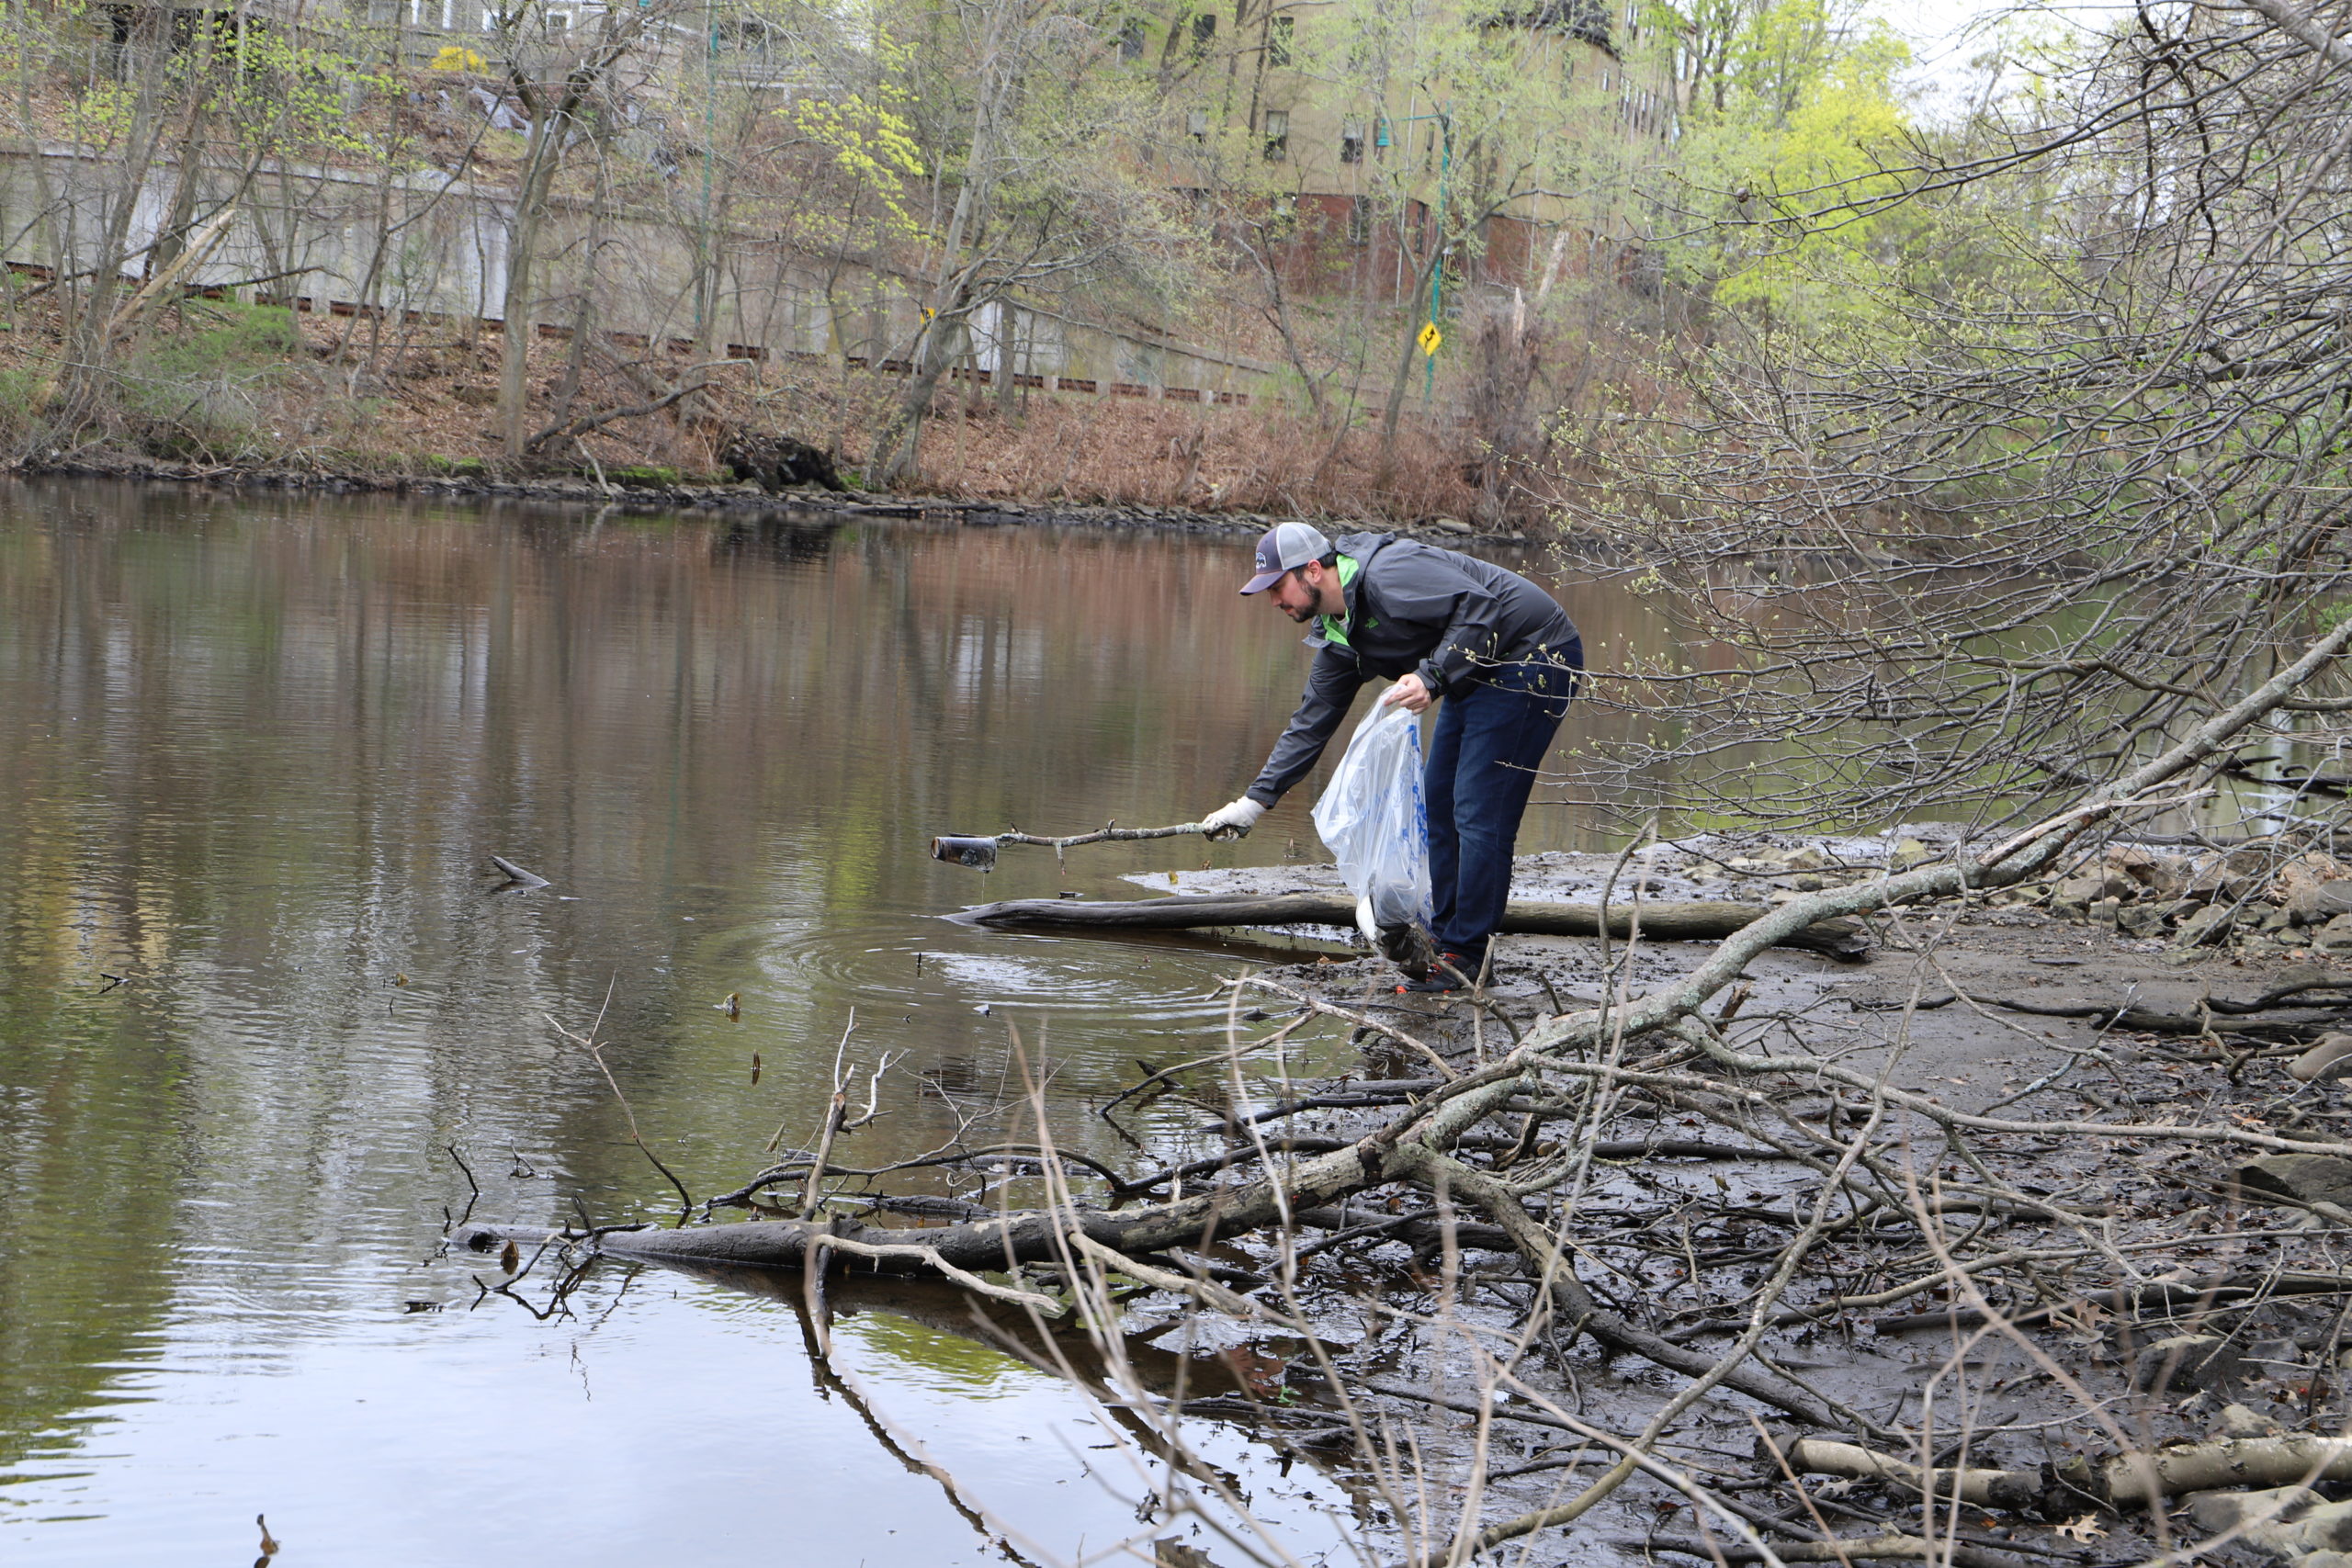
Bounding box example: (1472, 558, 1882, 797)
(1392, 107, 1453, 407)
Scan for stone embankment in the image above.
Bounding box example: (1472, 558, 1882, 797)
(2008, 841, 2352, 954)
(1661, 831, 2352, 959)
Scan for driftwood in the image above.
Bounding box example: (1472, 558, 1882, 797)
(1870, 1269, 2352, 1334)
(951, 892, 1871, 958)
(462, 1196, 1850, 1428)
(1616, 1533, 2031, 1568)
(488, 854, 549, 888)
(1772, 1437, 2066, 1514)
(931, 821, 1207, 871)
(1775, 1433, 2352, 1512)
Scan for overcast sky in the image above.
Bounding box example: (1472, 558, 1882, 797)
(1887, 0, 2124, 118)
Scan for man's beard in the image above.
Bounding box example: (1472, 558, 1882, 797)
(1283, 601, 1317, 624)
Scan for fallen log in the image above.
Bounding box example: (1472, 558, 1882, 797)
(1774, 1432, 2352, 1512)
(455, 1087, 1855, 1429)
(1872, 1269, 2352, 1333)
(1771, 1437, 2058, 1514)
(952, 893, 1870, 959)
(1613, 1532, 2031, 1568)
(489, 853, 548, 888)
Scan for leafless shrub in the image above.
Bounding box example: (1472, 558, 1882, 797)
(1557, 4, 2352, 865)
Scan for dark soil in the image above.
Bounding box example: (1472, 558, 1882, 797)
(1102, 834, 2352, 1565)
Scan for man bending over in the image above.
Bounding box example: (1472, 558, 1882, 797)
(1203, 522, 1581, 993)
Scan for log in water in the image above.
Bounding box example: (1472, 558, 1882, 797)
(950, 893, 1870, 959)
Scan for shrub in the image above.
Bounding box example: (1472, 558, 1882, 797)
(118, 302, 307, 460)
(0, 367, 51, 444)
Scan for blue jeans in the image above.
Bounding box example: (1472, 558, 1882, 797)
(1424, 648, 1579, 972)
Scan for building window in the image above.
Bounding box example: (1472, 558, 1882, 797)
(1340, 120, 1363, 164)
(1191, 13, 1215, 56)
(1187, 107, 1210, 141)
(1267, 14, 1293, 65)
(1261, 108, 1288, 160)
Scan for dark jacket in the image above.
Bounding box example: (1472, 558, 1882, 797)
(1244, 533, 1579, 807)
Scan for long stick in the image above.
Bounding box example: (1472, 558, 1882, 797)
(931, 820, 1207, 870)
(996, 821, 1206, 850)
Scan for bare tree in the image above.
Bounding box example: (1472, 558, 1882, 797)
(484, 0, 676, 457)
(1564, 0, 2352, 859)
(855, 0, 1201, 488)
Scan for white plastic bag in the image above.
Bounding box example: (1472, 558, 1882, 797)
(1311, 700, 1431, 937)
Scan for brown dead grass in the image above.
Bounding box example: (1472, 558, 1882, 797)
(0, 295, 1553, 527)
(910, 394, 1494, 524)
(726, 361, 1547, 525)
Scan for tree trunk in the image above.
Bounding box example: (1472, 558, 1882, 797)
(499, 140, 562, 458)
(1375, 303, 1427, 485)
(868, 309, 967, 487)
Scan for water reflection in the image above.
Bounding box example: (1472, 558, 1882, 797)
(0, 483, 1652, 1562)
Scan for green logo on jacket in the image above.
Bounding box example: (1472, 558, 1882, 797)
(1318, 553, 1366, 649)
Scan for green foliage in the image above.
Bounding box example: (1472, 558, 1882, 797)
(786, 23, 929, 250)
(119, 302, 305, 458)
(57, 15, 398, 164)
(0, 367, 50, 445)
(135, 302, 300, 381)
(1664, 2, 1921, 332)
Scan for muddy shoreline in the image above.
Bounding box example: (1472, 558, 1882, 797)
(14, 451, 1552, 547)
(1145, 836, 2333, 1539)
(485, 827, 2352, 1566)
(1186, 833, 2352, 1564)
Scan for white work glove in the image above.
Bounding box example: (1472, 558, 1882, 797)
(1202, 797, 1266, 842)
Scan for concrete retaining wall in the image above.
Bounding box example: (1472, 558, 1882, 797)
(0, 141, 1282, 406)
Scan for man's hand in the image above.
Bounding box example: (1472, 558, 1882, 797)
(1382, 674, 1433, 713)
(1202, 797, 1266, 841)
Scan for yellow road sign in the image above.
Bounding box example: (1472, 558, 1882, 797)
(1418, 321, 1442, 356)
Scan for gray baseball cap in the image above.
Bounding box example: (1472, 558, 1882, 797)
(1239, 521, 1334, 594)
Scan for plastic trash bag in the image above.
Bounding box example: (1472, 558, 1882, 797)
(1311, 700, 1432, 940)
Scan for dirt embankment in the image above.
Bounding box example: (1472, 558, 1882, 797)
(0, 296, 1550, 537)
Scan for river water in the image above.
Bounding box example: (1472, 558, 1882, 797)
(0, 484, 1645, 1565)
